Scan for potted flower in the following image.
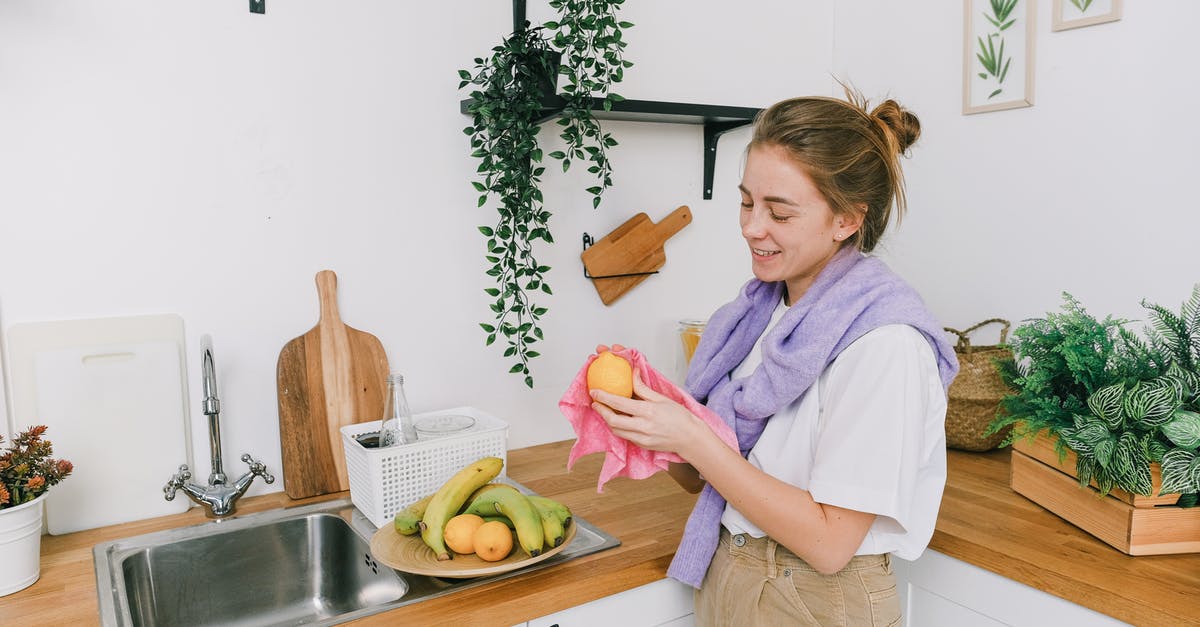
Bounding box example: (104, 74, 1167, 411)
(1, 425, 73, 596)
(990, 289, 1200, 554)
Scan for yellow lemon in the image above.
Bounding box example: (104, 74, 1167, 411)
(473, 520, 515, 562)
(444, 513, 485, 555)
(587, 351, 633, 398)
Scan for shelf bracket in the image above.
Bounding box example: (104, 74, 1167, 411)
(703, 120, 751, 200)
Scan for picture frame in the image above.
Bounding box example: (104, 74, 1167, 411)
(1052, 0, 1122, 31)
(962, 0, 1037, 115)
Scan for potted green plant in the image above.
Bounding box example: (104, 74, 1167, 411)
(459, 0, 632, 387)
(991, 288, 1200, 508)
(1, 425, 74, 596)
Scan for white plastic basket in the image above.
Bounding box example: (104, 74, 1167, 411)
(340, 406, 509, 529)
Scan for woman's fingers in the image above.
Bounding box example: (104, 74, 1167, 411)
(630, 368, 667, 402)
(590, 388, 638, 416)
(593, 343, 627, 355)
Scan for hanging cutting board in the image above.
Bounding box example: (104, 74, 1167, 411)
(581, 205, 692, 305)
(276, 270, 388, 499)
(6, 315, 192, 534)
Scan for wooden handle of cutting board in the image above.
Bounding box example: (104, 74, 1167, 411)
(315, 270, 355, 491)
(652, 205, 692, 241)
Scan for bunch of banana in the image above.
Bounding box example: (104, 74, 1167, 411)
(392, 456, 574, 561)
(417, 456, 504, 561)
(460, 483, 545, 556)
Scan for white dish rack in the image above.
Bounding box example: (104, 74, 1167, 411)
(341, 406, 509, 529)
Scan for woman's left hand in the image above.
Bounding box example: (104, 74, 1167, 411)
(590, 369, 706, 458)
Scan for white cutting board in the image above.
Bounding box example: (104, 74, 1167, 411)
(6, 315, 193, 534)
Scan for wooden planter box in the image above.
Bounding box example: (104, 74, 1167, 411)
(1009, 432, 1200, 556)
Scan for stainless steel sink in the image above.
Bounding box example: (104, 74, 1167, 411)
(94, 486, 620, 626)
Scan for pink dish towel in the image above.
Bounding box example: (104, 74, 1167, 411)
(558, 347, 739, 492)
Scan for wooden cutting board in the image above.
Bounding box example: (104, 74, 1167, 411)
(581, 205, 692, 305)
(276, 270, 389, 499)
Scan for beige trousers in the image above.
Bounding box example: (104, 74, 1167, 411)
(693, 529, 901, 626)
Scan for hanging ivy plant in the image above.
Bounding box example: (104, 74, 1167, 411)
(547, 0, 633, 208)
(459, 1, 632, 387)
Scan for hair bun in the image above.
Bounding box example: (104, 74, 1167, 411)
(870, 100, 921, 154)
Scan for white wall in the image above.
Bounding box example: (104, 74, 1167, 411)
(2, 1, 1195, 500)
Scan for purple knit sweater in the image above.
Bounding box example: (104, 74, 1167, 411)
(666, 246, 959, 588)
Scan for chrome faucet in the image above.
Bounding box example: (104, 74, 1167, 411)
(164, 334, 274, 518)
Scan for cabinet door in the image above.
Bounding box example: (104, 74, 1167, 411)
(894, 550, 1129, 626)
(526, 578, 695, 627)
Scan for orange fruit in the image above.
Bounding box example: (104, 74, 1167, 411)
(444, 514, 485, 555)
(587, 351, 633, 398)
(473, 520, 515, 562)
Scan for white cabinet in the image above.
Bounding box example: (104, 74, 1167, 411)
(520, 549, 1130, 626)
(893, 550, 1129, 626)
(524, 578, 695, 627)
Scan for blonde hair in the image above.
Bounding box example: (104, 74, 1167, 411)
(749, 85, 920, 252)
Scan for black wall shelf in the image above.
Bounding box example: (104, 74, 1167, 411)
(460, 96, 761, 199)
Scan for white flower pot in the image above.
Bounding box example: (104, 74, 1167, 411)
(0, 493, 47, 597)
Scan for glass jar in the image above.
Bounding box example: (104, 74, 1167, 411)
(676, 318, 707, 383)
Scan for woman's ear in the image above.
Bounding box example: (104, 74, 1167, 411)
(835, 205, 867, 240)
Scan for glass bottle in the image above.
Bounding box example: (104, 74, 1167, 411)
(380, 373, 418, 447)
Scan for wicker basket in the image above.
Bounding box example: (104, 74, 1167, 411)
(944, 319, 1015, 452)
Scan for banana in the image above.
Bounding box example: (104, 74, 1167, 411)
(527, 495, 572, 527)
(531, 499, 565, 548)
(393, 493, 436, 535)
(463, 482, 511, 506)
(461, 484, 544, 557)
(481, 514, 515, 529)
(418, 456, 504, 560)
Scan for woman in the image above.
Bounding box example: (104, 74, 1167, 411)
(590, 89, 959, 626)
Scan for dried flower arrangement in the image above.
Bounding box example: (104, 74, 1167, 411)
(0, 425, 73, 509)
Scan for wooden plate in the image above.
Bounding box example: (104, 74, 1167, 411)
(370, 520, 577, 578)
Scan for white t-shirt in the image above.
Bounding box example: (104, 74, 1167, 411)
(719, 300, 948, 560)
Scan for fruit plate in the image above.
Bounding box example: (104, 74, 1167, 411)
(369, 521, 577, 578)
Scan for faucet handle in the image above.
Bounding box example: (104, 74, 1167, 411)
(164, 464, 192, 501)
(241, 454, 275, 484)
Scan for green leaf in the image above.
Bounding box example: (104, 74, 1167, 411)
(478, 226, 494, 236)
(1110, 432, 1153, 496)
(1160, 448, 1200, 494)
(1163, 410, 1200, 448)
(479, 323, 496, 333)
(1094, 437, 1117, 469)
(1060, 414, 1110, 454)
(1087, 383, 1125, 429)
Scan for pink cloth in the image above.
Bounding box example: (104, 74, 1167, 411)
(559, 347, 739, 492)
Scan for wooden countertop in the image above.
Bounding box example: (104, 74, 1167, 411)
(2, 442, 1197, 626)
(930, 449, 1199, 626)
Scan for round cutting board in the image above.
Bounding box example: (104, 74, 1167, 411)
(370, 521, 576, 578)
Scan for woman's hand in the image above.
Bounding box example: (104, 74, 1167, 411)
(590, 368, 707, 459)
